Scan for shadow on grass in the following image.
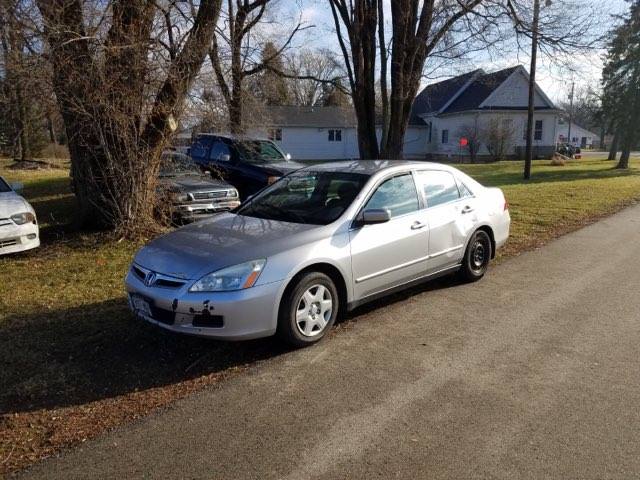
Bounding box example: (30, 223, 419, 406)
(468, 163, 640, 187)
(0, 273, 463, 416)
(0, 298, 289, 415)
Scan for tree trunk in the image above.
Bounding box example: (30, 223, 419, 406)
(616, 137, 631, 169)
(608, 132, 619, 160)
(38, 0, 221, 233)
(377, 0, 389, 152)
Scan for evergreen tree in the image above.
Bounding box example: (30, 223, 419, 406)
(602, 0, 640, 169)
(260, 42, 290, 106)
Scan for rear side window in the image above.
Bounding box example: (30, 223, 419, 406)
(209, 142, 231, 161)
(364, 174, 419, 218)
(416, 171, 460, 208)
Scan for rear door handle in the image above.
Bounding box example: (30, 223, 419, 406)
(411, 221, 427, 230)
(461, 205, 474, 214)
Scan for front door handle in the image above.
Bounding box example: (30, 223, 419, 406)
(411, 221, 427, 230)
(461, 205, 474, 214)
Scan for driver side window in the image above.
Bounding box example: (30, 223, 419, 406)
(364, 174, 419, 218)
(209, 142, 231, 161)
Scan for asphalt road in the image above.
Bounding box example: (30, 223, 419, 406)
(21, 205, 640, 480)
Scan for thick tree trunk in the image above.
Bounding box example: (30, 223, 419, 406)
(38, 0, 221, 233)
(616, 137, 631, 169)
(608, 132, 619, 160)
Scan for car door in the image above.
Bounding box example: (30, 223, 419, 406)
(207, 140, 235, 181)
(349, 173, 430, 300)
(414, 170, 477, 272)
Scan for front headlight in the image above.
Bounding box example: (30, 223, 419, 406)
(172, 192, 190, 202)
(11, 212, 35, 225)
(189, 259, 266, 292)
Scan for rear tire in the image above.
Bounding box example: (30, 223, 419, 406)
(458, 230, 492, 282)
(277, 272, 339, 347)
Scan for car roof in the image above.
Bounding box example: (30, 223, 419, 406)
(196, 133, 271, 142)
(301, 160, 457, 175)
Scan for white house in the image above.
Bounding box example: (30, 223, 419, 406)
(412, 65, 560, 160)
(254, 65, 561, 161)
(555, 118, 599, 149)
(251, 106, 429, 161)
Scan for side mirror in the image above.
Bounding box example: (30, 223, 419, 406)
(359, 208, 391, 226)
(220, 153, 231, 162)
(10, 182, 23, 193)
(285, 153, 292, 161)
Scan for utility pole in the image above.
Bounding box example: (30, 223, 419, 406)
(524, 0, 541, 180)
(567, 81, 575, 148)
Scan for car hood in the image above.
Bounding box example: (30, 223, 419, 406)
(0, 192, 30, 218)
(134, 213, 323, 280)
(159, 176, 231, 192)
(257, 161, 304, 176)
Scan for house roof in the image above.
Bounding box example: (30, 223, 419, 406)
(412, 66, 556, 118)
(444, 66, 521, 113)
(410, 69, 481, 119)
(265, 106, 357, 128)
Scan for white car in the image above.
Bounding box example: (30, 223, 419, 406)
(0, 176, 39, 255)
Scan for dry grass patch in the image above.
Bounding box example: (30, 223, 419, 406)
(1, 156, 639, 474)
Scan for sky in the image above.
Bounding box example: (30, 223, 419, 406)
(276, 0, 631, 104)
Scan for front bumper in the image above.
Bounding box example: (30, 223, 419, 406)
(125, 268, 284, 340)
(0, 221, 40, 256)
(174, 200, 240, 222)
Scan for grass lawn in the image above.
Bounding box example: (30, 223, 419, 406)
(1, 156, 639, 473)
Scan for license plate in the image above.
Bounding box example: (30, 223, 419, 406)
(131, 295, 152, 317)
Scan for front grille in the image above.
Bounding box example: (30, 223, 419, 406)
(0, 218, 11, 228)
(0, 239, 18, 248)
(132, 265, 146, 280)
(192, 190, 228, 201)
(154, 278, 186, 288)
(131, 264, 186, 289)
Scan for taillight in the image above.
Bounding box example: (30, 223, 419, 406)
(504, 199, 509, 211)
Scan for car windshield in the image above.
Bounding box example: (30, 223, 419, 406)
(159, 152, 202, 177)
(235, 140, 285, 164)
(236, 170, 369, 225)
(0, 177, 10, 193)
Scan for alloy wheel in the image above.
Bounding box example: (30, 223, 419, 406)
(295, 284, 333, 337)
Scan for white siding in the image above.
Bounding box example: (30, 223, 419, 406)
(426, 111, 558, 156)
(481, 69, 550, 109)
(252, 125, 428, 160)
(555, 121, 598, 148)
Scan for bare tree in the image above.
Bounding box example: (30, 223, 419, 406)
(37, 0, 222, 234)
(483, 116, 515, 161)
(285, 48, 344, 106)
(329, 0, 496, 159)
(0, 0, 51, 160)
(209, 0, 306, 133)
(457, 122, 482, 163)
(328, 0, 379, 159)
(504, 0, 600, 178)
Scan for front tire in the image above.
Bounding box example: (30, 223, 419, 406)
(277, 272, 339, 347)
(458, 230, 492, 282)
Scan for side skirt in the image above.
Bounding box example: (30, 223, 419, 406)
(346, 264, 461, 312)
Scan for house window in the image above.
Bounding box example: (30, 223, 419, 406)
(441, 129, 449, 144)
(328, 129, 342, 142)
(534, 120, 543, 141)
(268, 128, 282, 141)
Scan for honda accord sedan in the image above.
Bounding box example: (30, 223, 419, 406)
(126, 161, 510, 347)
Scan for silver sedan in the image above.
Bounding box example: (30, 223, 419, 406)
(125, 161, 510, 346)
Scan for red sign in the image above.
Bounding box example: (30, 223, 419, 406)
(459, 137, 468, 147)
